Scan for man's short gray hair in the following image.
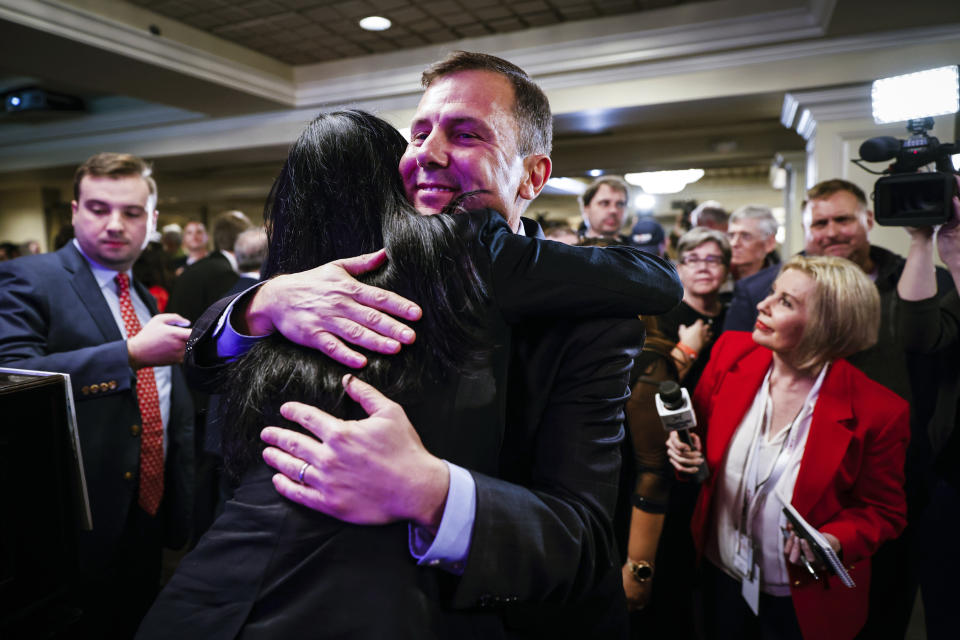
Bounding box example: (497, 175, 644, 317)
(730, 205, 778, 238)
(234, 227, 268, 273)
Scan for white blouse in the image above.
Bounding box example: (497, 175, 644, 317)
(705, 363, 829, 596)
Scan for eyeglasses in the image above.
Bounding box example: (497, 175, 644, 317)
(678, 254, 725, 267)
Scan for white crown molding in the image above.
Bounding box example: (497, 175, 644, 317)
(0, 103, 206, 145)
(293, 18, 959, 111)
(294, 0, 834, 106)
(0, 0, 296, 104)
(0, 106, 316, 172)
(539, 23, 960, 93)
(782, 85, 873, 140)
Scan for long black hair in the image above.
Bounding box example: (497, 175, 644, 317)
(222, 110, 491, 479)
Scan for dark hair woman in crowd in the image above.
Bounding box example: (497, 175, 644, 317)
(667, 255, 909, 639)
(137, 109, 678, 639)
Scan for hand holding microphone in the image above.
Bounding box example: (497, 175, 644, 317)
(658, 380, 709, 482)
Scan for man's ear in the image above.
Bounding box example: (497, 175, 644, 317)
(518, 154, 551, 201)
(764, 233, 778, 253)
(70, 200, 78, 221)
(863, 208, 875, 232)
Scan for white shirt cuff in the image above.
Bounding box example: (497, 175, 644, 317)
(408, 461, 476, 575)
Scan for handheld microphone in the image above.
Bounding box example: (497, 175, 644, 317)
(655, 380, 709, 482)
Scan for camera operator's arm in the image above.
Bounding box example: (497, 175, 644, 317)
(899, 176, 960, 300)
(897, 225, 937, 301)
(897, 176, 960, 354)
(936, 176, 960, 293)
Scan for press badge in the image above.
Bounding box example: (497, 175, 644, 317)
(741, 561, 760, 615)
(733, 534, 753, 577)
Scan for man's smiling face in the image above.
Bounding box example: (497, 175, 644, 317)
(804, 190, 872, 271)
(399, 70, 531, 230)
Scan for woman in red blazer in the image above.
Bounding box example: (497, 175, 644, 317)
(667, 255, 909, 640)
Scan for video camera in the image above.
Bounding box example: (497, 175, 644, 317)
(855, 66, 959, 226)
(858, 118, 958, 226)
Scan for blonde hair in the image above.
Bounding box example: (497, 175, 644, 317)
(779, 255, 879, 372)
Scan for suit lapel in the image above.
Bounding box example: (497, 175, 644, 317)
(59, 244, 124, 342)
(705, 346, 771, 469)
(790, 362, 855, 517)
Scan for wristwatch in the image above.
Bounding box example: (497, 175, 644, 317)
(627, 559, 653, 583)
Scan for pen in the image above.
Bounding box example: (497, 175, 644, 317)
(782, 527, 819, 581)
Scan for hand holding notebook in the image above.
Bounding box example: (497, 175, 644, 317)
(777, 489, 855, 588)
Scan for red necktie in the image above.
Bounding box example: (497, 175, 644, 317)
(115, 273, 164, 516)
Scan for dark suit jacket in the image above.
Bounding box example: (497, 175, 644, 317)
(168, 251, 240, 324)
(722, 262, 780, 332)
(173, 211, 681, 637)
(690, 332, 909, 640)
(0, 244, 195, 569)
(137, 464, 454, 640)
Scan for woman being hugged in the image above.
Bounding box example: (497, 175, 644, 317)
(667, 255, 908, 640)
(137, 109, 677, 640)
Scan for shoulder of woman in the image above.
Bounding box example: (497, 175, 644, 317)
(827, 358, 910, 416)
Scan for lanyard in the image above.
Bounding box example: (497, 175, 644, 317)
(737, 363, 829, 542)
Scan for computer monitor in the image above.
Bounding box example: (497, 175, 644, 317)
(0, 368, 91, 632)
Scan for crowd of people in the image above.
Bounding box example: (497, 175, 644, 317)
(0, 49, 957, 640)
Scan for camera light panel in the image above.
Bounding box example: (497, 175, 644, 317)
(871, 65, 959, 124)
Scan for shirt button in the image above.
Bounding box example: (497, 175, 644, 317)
(123, 471, 134, 481)
(793, 580, 801, 587)
(99, 382, 109, 392)
(109, 380, 117, 390)
(130, 424, 141, 436)
(90, 385, 98, 394)
(81, 386, 89, 395)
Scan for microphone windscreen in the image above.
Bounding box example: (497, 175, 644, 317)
(859, 136, 901, 162)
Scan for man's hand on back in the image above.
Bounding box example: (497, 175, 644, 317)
(240, 249, 423, 368)
(260, 374, 449, 531)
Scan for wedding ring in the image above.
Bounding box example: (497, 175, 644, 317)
(297, 461, 311, 484)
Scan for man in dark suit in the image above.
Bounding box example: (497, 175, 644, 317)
(184, 52, 681, 636)
(167, 210, 251, 325)
(168, 210, 251, 542)
(0, 153, 195, 638)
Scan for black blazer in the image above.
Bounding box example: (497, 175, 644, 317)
(722, 262, 779, 332)
(168, 251, 240, 324)
(165, 212, 679, 637)
(0, 244, 195, 567)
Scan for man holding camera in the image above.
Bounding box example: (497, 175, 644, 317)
(895, 174, 960, 640)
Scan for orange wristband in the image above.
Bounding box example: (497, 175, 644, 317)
(676, 342, 698, 359)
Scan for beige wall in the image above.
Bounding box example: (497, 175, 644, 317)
(0, 189, 48, 252)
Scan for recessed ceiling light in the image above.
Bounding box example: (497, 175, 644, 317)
(359, 16, 392, 31)
(587, 169, 603, 177)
